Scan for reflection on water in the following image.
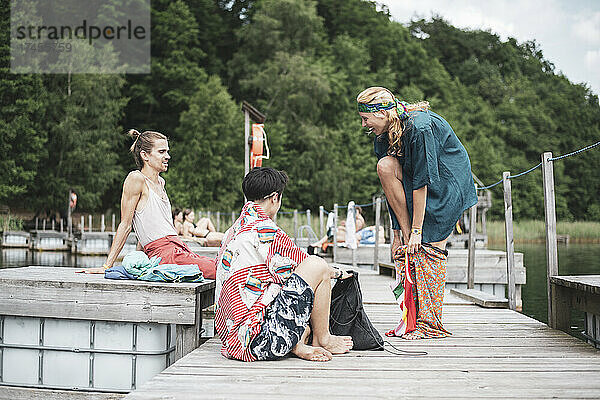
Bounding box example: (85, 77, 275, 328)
(1, 248, 106, 269)
(490, 242, 600, 340)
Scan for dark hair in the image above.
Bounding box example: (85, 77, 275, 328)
(242, 167, 289, 201)
(183, 208, 193, 220)
(172, 208, 181, 221)
(128, 129, 168, 169)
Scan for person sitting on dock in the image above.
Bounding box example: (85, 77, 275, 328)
(214, 167, 353, 362)
(172, 208, 184, 235)
(181, 209, 224, 247)
(77, 130, 216, 279)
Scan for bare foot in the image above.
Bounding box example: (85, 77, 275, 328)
(291, 343, 332, 362)
(314, 334, 353, 354)
(402, 330, 425, 340)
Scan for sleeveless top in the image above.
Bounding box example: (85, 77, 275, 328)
(132, 173, 178, 247)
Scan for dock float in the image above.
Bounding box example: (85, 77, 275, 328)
(125, 270, 600, 399)
(0, 267, 215, 399)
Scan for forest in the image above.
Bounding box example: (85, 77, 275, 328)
(1, 0, 599, 221)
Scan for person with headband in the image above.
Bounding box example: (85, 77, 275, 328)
(77, 129, 216, 279)
(356, 86, 477, 339)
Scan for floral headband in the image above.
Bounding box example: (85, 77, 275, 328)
(357, 98, 410, 119)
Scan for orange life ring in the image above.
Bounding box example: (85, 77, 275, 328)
(250, 124, 265, 167)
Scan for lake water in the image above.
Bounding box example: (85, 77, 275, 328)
(3, 243, 600, 339)
(490, 242, 600, 339)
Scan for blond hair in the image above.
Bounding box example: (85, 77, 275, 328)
(128, 129, 168, 169)
(356, 86, 429, 153)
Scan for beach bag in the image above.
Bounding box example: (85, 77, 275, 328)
(329, 271, 384, 350)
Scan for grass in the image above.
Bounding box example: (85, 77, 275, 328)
(487, 220, 600, 244)
(0, 216, 24, 231)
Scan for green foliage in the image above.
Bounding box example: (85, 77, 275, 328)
(166, 76, 244, 210)
(1, 0, 598, 224)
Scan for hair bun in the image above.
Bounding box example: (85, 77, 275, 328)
(128, 129, 141, 139)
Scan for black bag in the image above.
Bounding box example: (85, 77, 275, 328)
(329, 271, 384, 350)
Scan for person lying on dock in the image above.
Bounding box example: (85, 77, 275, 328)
(181, 209, 224, 247)
(77, 130, 216, 279)
(308, 206, 366, 254)
(214, 167, 353, 362)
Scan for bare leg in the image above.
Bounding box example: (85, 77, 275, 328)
(377, 157, 411, 243)
(291, 326, 332, 361)
(294, 256, 353, 354)
(205, 232, 224, 247)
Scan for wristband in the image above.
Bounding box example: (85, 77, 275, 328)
(411, 227, 422, 236)
(102, 263, 111, 270)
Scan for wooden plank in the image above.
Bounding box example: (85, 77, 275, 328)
(551, 276, 600, 295)
(450, 288, 508, 308)
(124, 269, 600, 400)
(0, 267, 215, 324)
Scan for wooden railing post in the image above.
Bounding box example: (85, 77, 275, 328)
(306, 209, 311, 230)
(231, 211, 235, 225)
(216, 212, 220, 232)
(319, 206, 324, 238)
(374, 197, 381, 273)
(333, 204, 338, 264)
(542, 152, 559, 328)
(503, 172, 517, 310)
(80, 215, 84, 234)
(467, 187, 478, 289)
(112, 214, 116, 232)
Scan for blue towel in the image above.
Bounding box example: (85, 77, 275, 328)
(104, 251, 204, 283)
(104, 265, 137, 280)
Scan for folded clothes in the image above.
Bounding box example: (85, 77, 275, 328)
(104, 251, 204, 283)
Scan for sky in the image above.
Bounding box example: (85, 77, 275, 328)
(385, 0, 600, 96)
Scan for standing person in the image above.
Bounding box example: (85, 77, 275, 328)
(356, 87, 477, 339)
(214, 167, 353, 362)
(77, 130, 216, 279)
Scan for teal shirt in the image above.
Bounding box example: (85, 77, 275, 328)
(374, 110, 477, 243)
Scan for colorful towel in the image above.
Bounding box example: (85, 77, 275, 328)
(388, 244, 451, 339)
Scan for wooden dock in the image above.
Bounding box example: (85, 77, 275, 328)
(125, 270, 600, 399)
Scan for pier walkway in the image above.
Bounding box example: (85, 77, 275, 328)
(126, 269, 600, 399)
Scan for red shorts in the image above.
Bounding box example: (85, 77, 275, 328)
(144, 235, 216, 279)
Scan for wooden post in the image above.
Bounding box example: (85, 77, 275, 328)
(503, 172, 517, 310)
(244, 110, 250, 178)
(293, 210, 298, 244)
(80, 215, 84, 234)
(231, 211, 235, 225)
(319, 206, 325, 238)
(306, 209, 311, 230)
(101, 214, 105, 233)
(467, 187, 478, 289)
(216, 212, 220, 232)
(112, 214, 116, 232)
(88, 215, 92, 232)
(333, 204, 338, 264)
(42, 219, 46, 231)
(374, 197, 381, 273)
(35, 217, 39, 230)
(51, 219, 55, 231)
(60, 218, 63, 233)
(542, 152, 559, 328)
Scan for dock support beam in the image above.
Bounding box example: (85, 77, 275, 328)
(467, 187, 477, 289)
(542, 152, 559, 328)
(503, 172, 517, 310)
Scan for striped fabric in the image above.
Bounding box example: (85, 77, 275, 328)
(214, 202, 308, 361)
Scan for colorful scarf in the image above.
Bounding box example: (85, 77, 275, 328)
(387, 244, 451, 339)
